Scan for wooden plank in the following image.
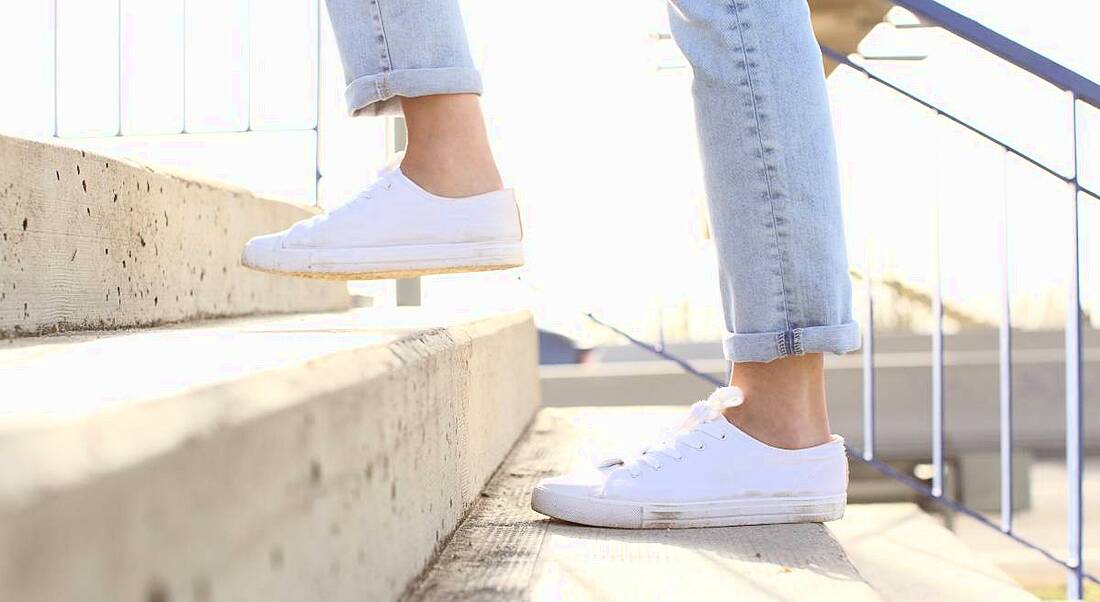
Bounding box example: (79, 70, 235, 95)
(406, 407, 881, 601)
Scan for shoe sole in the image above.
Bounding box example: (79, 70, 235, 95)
(242, 240, 523, 281)
(531, 486, 846, 529)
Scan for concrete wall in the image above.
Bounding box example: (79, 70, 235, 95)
(0, 134, 349, 337)
(0, 310, 540, 602)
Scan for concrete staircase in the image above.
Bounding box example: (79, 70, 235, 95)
(0, 136, 541, 601)
(0, 134, 349, 336)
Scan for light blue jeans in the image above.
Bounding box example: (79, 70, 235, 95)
(324, 0, 860, 363)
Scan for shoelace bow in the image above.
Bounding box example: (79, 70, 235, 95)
(598, 386, 744, 478)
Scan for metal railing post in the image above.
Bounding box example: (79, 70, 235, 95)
(998, 149, 1014, 533)
(862, 274, 876, 461)
(1065, 93, 1085, 601)
(931, 130, 945, 497)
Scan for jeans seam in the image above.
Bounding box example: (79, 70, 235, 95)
(729, 0, 793, 333)
(368, 0, 393, 76)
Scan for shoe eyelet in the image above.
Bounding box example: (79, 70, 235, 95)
(720, 434, 727, 440)
(695, 443, 706, 451)
(385, 184, 392, 191)
(654, 464, 663, 471)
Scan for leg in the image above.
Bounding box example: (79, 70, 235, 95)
(667, 0, 859, 448)
(532, 2, 854, 529)
(400, 94, 502, 197)
(241, 0, 522, 280)
(324, 0, 501, 196)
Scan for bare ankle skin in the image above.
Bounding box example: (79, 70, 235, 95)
(398, 94, 503, 198)
(722, 353, 832, 450)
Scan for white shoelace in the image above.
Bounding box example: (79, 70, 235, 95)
(598, 386, 744, 478)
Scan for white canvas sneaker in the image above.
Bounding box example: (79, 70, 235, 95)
(242, 166, 523, 280)
(531, 387, 848, 529)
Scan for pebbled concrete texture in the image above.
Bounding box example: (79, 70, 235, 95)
(0, 309, 540, 602)
(0, 134, 349, 338)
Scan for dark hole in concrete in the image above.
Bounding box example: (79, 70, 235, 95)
(55, 171, 59, 180)
(22, 218, 27, 231)
(81, 180, 87, 192)
(310, 460, 323, 484)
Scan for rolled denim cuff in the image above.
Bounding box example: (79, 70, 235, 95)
(723, 322, 861, 363)
(344, 67, 484, 117)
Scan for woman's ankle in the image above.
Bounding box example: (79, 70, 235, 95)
(399, 94, 503, 198)
(722, 354, 832, 449)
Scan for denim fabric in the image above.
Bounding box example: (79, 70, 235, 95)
(324, 0, 860, 362)
(324, 0, 482, 116)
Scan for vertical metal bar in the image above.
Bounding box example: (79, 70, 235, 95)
(53, 0, 59, 138)
(181, 0, 187, 132)
(1065, 93, 1084, 601)
(314, 0, 322, 205)
(999, 149, 1014, 533)
(116, 0, 122, 136)
(931, 155, 945, 498)
(862, 274, 876, 461)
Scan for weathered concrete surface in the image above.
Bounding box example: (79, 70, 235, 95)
(407, 407, 880, 601)
(829, 504, 1038, 601)
(0, 309, 539, 602)
(0, 134, 349, 338)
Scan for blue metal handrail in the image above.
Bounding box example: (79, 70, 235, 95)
(892, 0, 1100, 109)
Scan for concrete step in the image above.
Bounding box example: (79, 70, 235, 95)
(0, 309, 539, 602)
(0, 134, 349, 338)
(406, 407, 1037, 601)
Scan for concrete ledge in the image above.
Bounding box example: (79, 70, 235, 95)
(0, 309, 539, 602)
(0, 134, 349, 338)
(830, 504, 1037, 601)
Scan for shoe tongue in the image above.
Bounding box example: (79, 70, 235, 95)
(707, 386, 744, 407)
